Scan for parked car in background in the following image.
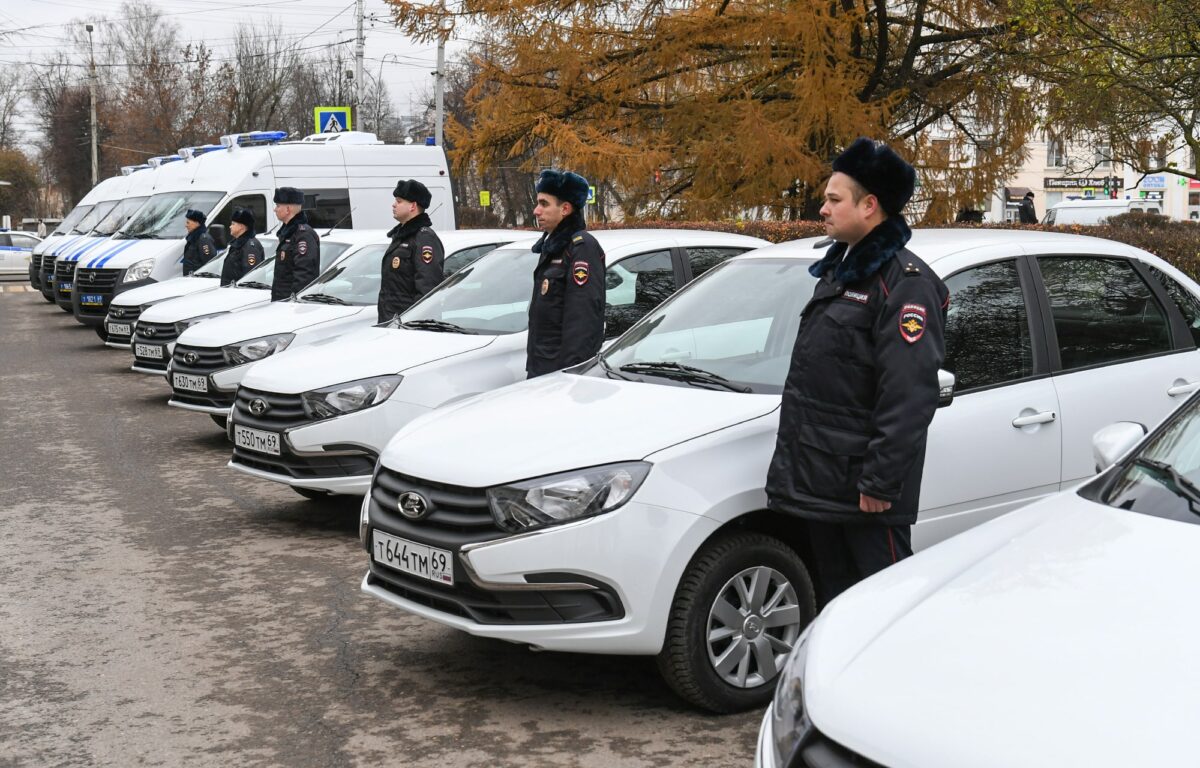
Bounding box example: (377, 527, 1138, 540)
(2, 229, 42, 277)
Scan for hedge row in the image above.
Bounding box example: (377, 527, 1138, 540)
(592, 214, 1200, 282)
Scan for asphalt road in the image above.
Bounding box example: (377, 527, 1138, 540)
(0, 286, 761, 767)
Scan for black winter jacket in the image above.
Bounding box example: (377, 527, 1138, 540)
(271, 212, 320, 301)
(220, 233, 265, 286)
(181, 228, 217, 276)
(766, 216, 949, 526)
(526, 214, 606, 378)
(378, 213, 444, 323)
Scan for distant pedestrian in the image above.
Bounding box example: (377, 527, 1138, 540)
(181, 209, 217, 276)
(378, 179, 445, 323)
(525, 169, 605, 378)
(270, 187, 320, 301)
(221, 207, 265, 286)
(1018, 191, 1038, 224)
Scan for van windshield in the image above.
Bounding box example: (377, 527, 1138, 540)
(117, 191, 223, 240)
(71, 200, 119, 235)
(401, 247, 539, 334)
(92, 196, 149, 236)
(53, 204, 94, 236)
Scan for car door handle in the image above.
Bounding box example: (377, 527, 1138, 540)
(1012, 411, 1056, 428)
(1167, 380, 1200, 397)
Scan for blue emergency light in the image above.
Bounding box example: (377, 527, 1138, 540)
(147, 155, 183, 168)
(219, 130, 289, 148)
(425, 137, 436, 146)
(178, 143, 227, 160)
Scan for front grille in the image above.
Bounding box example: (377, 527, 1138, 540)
(55, 260, 75, 296)
(232, 387, 310, 431)
(134, 321, 178, 344)
(370, 469, 504, 550)
(172, 344, 226, 374)
(73, 268, 121, 315)
(795, 729, 886, 768)
(107, 305, 142, 322)
(31, 254, 42, 281)
(232, 446, 377, 479)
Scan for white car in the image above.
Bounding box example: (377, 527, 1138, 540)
(755, 402, 1200, 768)
(227, 229, 769, 499)
(3, 230, 42, 277)
(357, 229, 1200, 712)
(166, 230, 521, 427)
(127, 230, 379, 376)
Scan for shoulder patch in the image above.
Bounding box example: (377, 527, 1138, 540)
(572, 260, 590, 286)
(248, 256, 256, 266)
(421, 245, 434, 264)
(899, 303, 927, 344)
(297, 240, 308, 256)
(391, 255, 400, 269)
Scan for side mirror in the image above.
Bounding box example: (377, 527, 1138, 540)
(208, 223, 228, 249)
(937, 369, 955, 408)
(1092, 421, 1147, 472)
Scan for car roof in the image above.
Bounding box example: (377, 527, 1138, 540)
(495, 228, 771, 254)
(735, 228, 1148, 266)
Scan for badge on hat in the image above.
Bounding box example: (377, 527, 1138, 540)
(541, 278, 549, 295)
(391, 256, 400, 269)
(421, 246, 434, 264)
(298, 240, 308, 256)
(899, 303, 927, 344)
(573, 261, 589, 286)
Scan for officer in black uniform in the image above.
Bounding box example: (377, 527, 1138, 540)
(270, 187, 320, 301)
(766, 137, 950, 605)
(378, 179, 445, 323)
(181, 208, 217, 276)
(220, 207, 264, 286)
(526, 169, 606, 378)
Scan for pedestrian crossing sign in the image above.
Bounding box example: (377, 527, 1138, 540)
(313, 107, 352, 134)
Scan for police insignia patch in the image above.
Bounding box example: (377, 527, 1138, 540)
(541, 278, 549, 295)
(573, 261, 589, 286)
(298, 241, 308, 256)
(391, 256, 400, 269)
(899, 303, 927, 344)
(842, 290, 869, 304)
(248, 257, 256, 266)
(203, 245, 210, 255)
(421, 246, 434, 264)
(279, 253, 286, 262)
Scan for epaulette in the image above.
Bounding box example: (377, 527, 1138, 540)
(903, 260, 921, 276)
(572, 234, 585, 244)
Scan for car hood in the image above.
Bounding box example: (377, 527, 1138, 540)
(241, 326, 497, 394)
(380, 373, 779, 488)
(56, 236, 112, 264)
(176, 301, 371, 347)
(33, 235, 67, 256)
(139, 286, 270, 323)
(806, 493, 1200, 768)
(89, 238, 181, 269)
(110, 277, 219, 308)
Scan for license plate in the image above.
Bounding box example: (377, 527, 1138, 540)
(173, 372, 208, 393)
(59, 282, 72, 291)
(372, 530, 453, 585)
(80, 293, 104, 306)
(233, 425, 281, 456)
(108, 322, 132, 336)
(135, 343, 164, 360)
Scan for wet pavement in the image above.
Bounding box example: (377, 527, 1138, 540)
(0, 287, 760, 767)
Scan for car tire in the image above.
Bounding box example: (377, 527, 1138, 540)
(42, 293, 54, 304)
(656, 531, 815, 713)
(292, 487, 332, 502)
(209, 414, 228, 429)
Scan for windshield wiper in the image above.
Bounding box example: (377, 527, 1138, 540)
(618, 361, 752, 393)
(131, 232, 158, 239)
(237, 280, 271, 290)
(401, 318, 475, 334)
(1133, 458, 1200, 511)
(193, 271, 220, 278)
(299, 293, 350, 305)
(597, 356, 635, 381)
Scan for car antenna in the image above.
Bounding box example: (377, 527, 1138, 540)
(322, 207, 357, 237)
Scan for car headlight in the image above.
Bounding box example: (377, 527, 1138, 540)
(771, 626, 813, 767)
(222, 333, 295, 365)
(174, 312, 228, 336)
(487, 462, 651, 533)
(122, 258, 155, 283)
(301, 375, 403, 420)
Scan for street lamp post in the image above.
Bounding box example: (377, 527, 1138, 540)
(86, 23, 97, 186)
(375, 53, 400, 135)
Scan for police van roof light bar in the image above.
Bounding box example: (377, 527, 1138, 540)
(219, 130, 289, 149)
(178, 144, 227, 161)
(147, 155, 183, 168)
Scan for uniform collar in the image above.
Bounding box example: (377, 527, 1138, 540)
(809, 215, 911, 284)
(387, 212, 432, 241)
(532, 211, 585, 258)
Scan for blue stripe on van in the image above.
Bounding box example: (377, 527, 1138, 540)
(95, 241, 139, 267)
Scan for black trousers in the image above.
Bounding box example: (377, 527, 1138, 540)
(804, 520, 913, 606)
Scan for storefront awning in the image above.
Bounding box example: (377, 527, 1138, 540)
(1004, 186, 1031, 201)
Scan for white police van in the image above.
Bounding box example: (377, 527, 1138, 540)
(69, 130, 455, 339)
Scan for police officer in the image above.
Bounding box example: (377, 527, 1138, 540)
(525, 169, 605, 378)
(181, 208, 217, 276)
(270, 187, 320, 301)
(220, 207, 264, 286)
(378, 179, 444, 323)
(766, 137, 949, 605)
(1018, 191, 1039, 224)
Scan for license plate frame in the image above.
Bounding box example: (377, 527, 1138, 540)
(80, 293, 104, 306)
(233, 425, 281, 456)
(134, 343, 164, 360)
(107, 322, 132, 336)
(372, 530, 454, 585)
(59, 282, 72, 291)
(173, 372, 208, 393)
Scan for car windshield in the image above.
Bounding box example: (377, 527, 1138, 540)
(297, 243, 387, 306)
(54, 204, 94, 236)
(117, 191, 223, 240)
(92, 196, 149, 236)
(598, 257, 818, 394)
(233, 239, 352, 290)
(1103, 396, 1200, 525)
(192, 248, 230, 279)
(402, 246, 539, 334)
(72, 200, 119, 235)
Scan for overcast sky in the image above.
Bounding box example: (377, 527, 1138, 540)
(0, 0, 463, 148)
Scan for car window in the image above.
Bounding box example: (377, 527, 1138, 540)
(11, 234, 38, 249)
(210, 194, 269, 235)
(1104, 394, 1200, 526)
(605, 250, 675, 338)
(1037, 256, 1172, 370)
(1148, 266, 1200, 347)
(943, 260, 1034, 391)
(444, 243, 503, 275)
(686, 247, 746, 279)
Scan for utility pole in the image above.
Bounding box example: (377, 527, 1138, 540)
(86, 23, 98, 186)
(434, 36, 445, 146)
(354, 0, 364, 130)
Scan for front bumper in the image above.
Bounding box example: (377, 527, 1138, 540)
(361, 493, 718, 655)
(167, 348, 249, 415)
(756, 706, 777, 768)
(72, 269, 154, 328)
